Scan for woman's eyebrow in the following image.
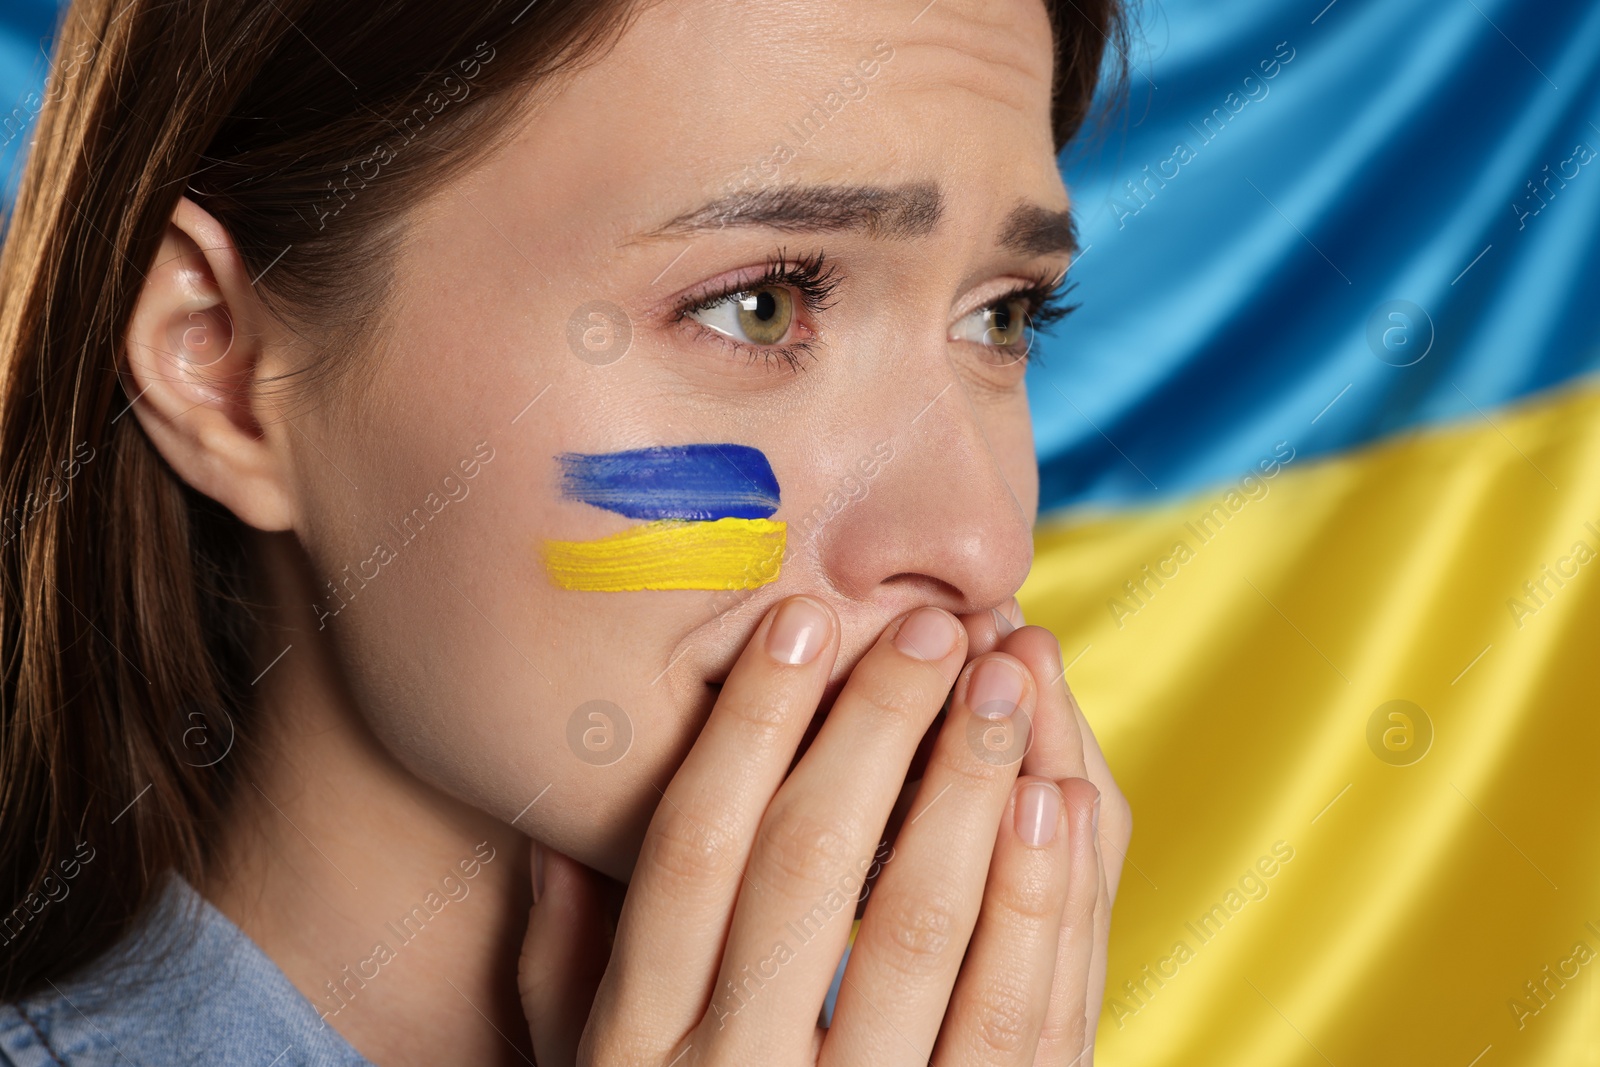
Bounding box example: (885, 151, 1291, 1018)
(630, 181, 1076, 260)
(997, 201, 1078, 259)
(634, 181, 945, 241)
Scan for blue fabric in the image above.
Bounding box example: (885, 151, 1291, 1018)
(0, 875, 374, 1067)
(1033, 0, 1600, 512)
(818, 925, 854, 1028)
(0, 0, 62, 205)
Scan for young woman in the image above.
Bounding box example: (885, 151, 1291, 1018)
(0, 0, 1130, 1063)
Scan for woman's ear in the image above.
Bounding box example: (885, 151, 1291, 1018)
(121, 195, 297, 532)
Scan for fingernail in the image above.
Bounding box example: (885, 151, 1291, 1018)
(767, 596, 830, 665)
(1016, 781, 1061, 847)
(968, 657, 1024, 719)
(1010, 598, 1025, 627)
(991, 606, 1016, 637)
(893, 607, 960, 661)
(532, 841, 545, 906)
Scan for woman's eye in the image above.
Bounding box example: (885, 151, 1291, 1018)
(688, 284, 796, 346)
(951, 297, 1031, 358)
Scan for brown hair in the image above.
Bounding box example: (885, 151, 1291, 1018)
(0, 0, 1125, 999)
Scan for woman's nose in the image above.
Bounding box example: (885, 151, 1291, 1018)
(808, 383, 1035, 616)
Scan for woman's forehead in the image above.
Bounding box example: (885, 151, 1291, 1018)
(472, 0, 1065, 251)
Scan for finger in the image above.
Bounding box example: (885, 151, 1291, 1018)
(1082, 830, 1112, 1066)
(928, 775, 1076, 1066)
(1030, 779, 1101, 1065)
(1000, 626, 1088, 784)
(1067, 694, 1130, 1062)
(598, 595, 839, 1054)
(1002, 631, 1130, 1064)
(1069, 692, 1132, 902)
(822, 652, 1036, 1065)
(521, 844, 610, 1067)
(959, 596, 1024, 660)
(703, 606, 967, 1057)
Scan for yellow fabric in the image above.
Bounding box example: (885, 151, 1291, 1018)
(1022, 380, 1600, 1065)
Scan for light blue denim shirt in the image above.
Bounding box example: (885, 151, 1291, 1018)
(0, 874, 374, 1066)
(1, 871, 863, 1062)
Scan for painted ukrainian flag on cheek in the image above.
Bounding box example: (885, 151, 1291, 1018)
(543, 444, 786, 591)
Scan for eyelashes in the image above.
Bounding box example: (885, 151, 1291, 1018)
(673, 248, 840, 372)
(671, 249, 1079, 373)
(1005, 276, 1080, 331)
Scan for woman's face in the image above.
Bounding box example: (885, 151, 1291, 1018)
(288, 0, 1067, 879)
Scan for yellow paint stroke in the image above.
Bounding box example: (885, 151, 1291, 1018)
(544, 517, 786, 591)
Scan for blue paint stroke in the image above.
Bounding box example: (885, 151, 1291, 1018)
(558, 444, 780, 521)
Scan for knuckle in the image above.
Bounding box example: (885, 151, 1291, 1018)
(753, 810, 857, 891)
(987, 865, 1060, 925)
(579, 1028, 660, 1067)
(641, 806, 740, 891)
(720, 688, 791, 741)
(849, 669, 939, 732)
(864, 886, 962, 980)
(1036, 1012, 1086, 1060)
(926, 737, 1013, 788)
(963, 977, 1034, 1058)
(1063, 875, 1100, 930)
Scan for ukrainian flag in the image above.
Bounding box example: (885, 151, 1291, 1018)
(1029, 0, 1600, 1062)
(542, 444, 787, 592)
